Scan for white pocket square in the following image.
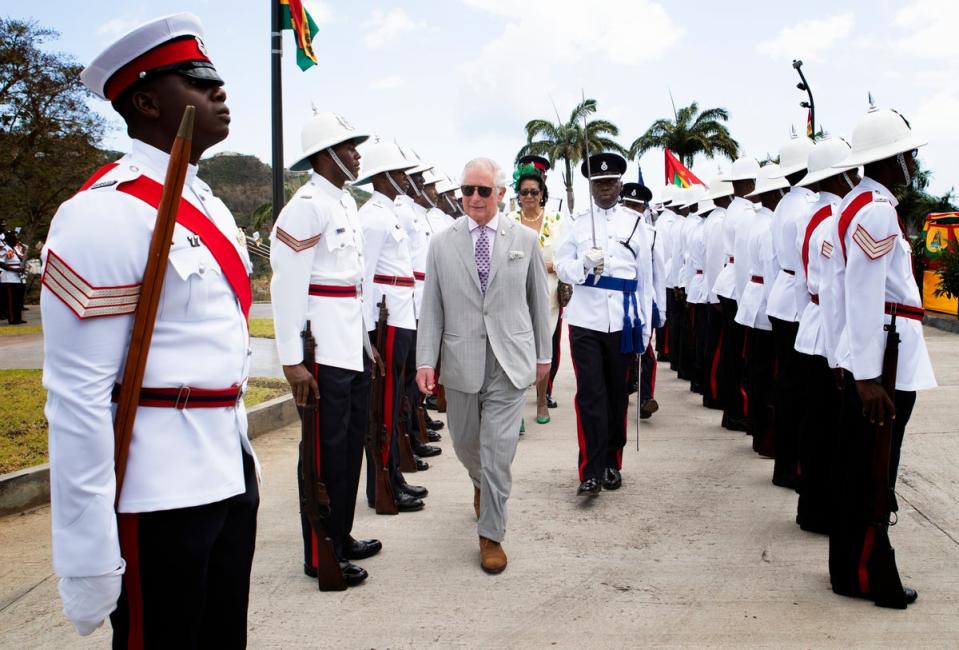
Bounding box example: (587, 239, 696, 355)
(508, 250, 524, 260)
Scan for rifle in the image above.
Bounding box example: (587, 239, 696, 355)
(299, 322, 347, 591)
(396, 393, 419, 473)
(368, 299, 398, 514)
(864, 309, 906, 608)
(113, 107, 194, 506)
(415, 405, 429, 445)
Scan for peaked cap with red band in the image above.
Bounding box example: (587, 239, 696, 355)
(81, 13, 222, 101)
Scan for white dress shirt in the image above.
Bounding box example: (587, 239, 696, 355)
(767, 186, 819, 322)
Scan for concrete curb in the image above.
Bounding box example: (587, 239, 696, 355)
(0, 394, 297, 517)
(925, 314, 959, 334)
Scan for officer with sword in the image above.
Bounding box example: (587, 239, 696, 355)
(555, 150, 654, 496)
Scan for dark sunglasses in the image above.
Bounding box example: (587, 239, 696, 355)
(519, 188, 541, 197)
(461, 185, 494, 198)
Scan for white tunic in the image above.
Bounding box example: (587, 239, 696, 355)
(360, 191, 416, 330)
(767, 186, 819, 322)
(1, 243, 24, 283)
(834, 177, 936, 390)
(270, 172, 365, 370)
(42, 140, 254, 577)
(656, 209, 680, 289)
(712, 197, 756, 300)
(794, 192, 840, 360)
(555, 202, 653, 345)
(664, 214, 689, 289)
(735, 206, 776, 331)
(703, 207, 727, 305)
(396, 196, 429, 318)
(684, 215, 709, 304)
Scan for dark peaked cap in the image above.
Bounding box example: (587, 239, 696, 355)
(581, 152, 627, 180)
(621, 182, 652, 203)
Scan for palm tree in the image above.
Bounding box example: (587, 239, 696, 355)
(629, 101, 739, 171)
(516, 98, 627, 212)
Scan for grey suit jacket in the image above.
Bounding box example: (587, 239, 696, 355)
(417, 216, 551, 393)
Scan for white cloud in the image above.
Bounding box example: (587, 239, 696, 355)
(365, 8, 426, 50)
(756, 13, 853, 63)
(369, 76, 404, 90)
(458, 0, 684, 120)
(894, 0, 959, 59)
(96, 18, 139, 39)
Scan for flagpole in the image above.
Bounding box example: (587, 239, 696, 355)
(271, 0, 284, 223)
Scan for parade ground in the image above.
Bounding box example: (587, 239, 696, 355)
(0, 319, 955, 648)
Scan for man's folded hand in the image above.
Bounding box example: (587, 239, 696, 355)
(59, 561, 125, 636)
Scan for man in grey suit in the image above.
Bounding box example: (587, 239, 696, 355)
(416, 157, 551, 574)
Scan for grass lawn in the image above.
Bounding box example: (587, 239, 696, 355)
(0, 372, 288, 475)
(249, 318, 275, 338)
(0, 324, 42, 336)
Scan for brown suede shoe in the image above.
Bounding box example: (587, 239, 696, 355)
(473, 487, 481, 520)
(479, 536, 507, 574)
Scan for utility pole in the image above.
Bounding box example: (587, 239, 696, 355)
(792, 60, 815, 139)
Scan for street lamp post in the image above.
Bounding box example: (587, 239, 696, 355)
(792, 59, 815, 139)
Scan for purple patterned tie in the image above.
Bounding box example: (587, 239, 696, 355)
(475, 225, 491, 293)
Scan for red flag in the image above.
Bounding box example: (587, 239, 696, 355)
(806, 109, 814, 138)
(664, 148, 703, 188)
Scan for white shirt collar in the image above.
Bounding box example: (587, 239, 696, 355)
(860, 176, 899, 207)
(467, 212, 499, 233)
(131, 139, 198, 186)
(310, 171, 347, 200)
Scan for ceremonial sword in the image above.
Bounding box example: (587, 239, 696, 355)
(580, 90, 602, 284)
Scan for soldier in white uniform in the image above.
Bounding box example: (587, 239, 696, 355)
(765, 134, 817, 488)
(621, 182, 665, 418)
(792, 137, 860, 534)
(829, 102, 935, 608)
(42, 14, 258, 645)
(666, 188, 691, 375)
(712, 157, 760, 431)
(555, 153, 653, 496)
(677, 185, 708, 392)
(354, 140, 429, 512)
(737, 164, 789, 457)
(271, 113, 384, 587)
(653, 186, 680, 361)
(684, 184, 715, 398)
(0, 231, 26, 324)
(701, 177, 733, 410)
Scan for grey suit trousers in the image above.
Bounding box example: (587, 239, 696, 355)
(444, 342, 525, 543)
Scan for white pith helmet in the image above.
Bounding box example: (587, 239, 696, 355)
(290, 111, 368, 172)
(704, 174, 734, 200)
(771, 128, 816, 177)
(746, 163, 790, 197)
(837, 94, 926, 167)
(352, 138, 417, 185)
(680, 184, 706, 209)
(659, 185, 676, 206)
(722, 156, 761, 182)
(798, 137, 857, 187)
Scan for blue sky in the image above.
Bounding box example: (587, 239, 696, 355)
(10, 0, 958, 203)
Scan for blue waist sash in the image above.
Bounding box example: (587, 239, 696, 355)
(583, 274, 644, 354)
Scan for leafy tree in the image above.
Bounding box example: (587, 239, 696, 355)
(628, 101, 739, 170)
(516, 98, 626, 212)
(934, 247, 959, 319)
(894, 156, 957, 235)
(0, 19, 108, 244)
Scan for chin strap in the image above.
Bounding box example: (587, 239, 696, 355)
(386, 172, 406, 197)
(328, 147, 356, 183)
(896, 152, 911, 186)
(842, 172, 856, 191)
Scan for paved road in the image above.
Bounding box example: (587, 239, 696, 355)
(1, 328, 957, 648)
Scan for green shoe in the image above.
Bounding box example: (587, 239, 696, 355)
(519, 419, 525, 433)
(536, 415, 550, 424)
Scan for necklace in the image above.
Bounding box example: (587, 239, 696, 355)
(520, 209, 543, 223)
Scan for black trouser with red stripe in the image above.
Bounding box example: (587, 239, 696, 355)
(111, 451, 258, 650)
(3, 282, 23, 324)
(691, 303, 708, 393)
(655, 324, 668, 360)
(404, 328, 423, 439)
(769, 317, 802, 487)
(745, 327, 775, 456)
(796, 352, 840, 533)
(702, 303, 725, 409)
(299, 360, 370, 568)
(667, 289, 682, 371)
(829, 374, 915, 600)
(365, 326, 414, 503)
(569, 325, 631, 481)
(640, 343, 656, 404)
(718, 297, 747, 424)
(547, 308, 564, 396)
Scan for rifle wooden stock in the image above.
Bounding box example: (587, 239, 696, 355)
(865, 311, 905, 607)
(300, 322, 347, 591)
(368, 299, 398, 514)
(415, 405, 429, 445)
(113, 107, 194, 507)
(397, 394, 418, 473)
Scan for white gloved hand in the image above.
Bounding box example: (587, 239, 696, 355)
(59, 561, 125, 637)
(583, 247, 605, 275)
